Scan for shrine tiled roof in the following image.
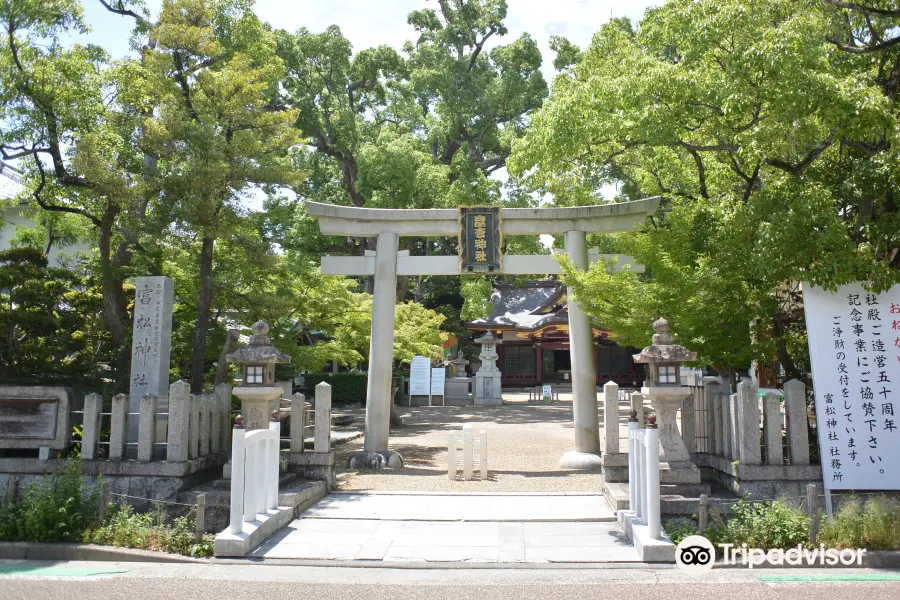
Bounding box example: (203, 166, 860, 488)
(467, 281, 566, 330)
(0, 162, 25, 201)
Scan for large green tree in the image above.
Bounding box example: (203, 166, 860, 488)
(511, 0, 900, 381)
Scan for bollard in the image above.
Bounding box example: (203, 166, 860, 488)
(462, 428, 474, 481)
(195, 493, 206, 543)
(269, 410, 281, 511)
(645, 414, 661, 540)
(699, 494, 709, 534)
(628, 410, 639, 511)
(807, 484, 820, 543)
(230, 415, 246, 533)
(447, 432, 457, 480)
(479, 430, 488, 479)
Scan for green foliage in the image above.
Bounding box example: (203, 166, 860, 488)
(511, 0, 900, 379)
(0, 461, 98, 543)
(304, 372, 367, 403)
(722, 497, 810, 550)
(818, 496, 900, 550)
(0, 247, 113, 388)
(84, 502, 210, 557)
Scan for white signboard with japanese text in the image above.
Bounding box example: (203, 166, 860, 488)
(409, 355, 431, 396)
(430, 367, 446, 396)
(802, 282, 900, 490)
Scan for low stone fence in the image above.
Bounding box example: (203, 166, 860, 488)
(690, 378, 821, 497)
(79, 381, 231, 463)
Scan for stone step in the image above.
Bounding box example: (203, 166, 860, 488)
(180, 475, 328, 533)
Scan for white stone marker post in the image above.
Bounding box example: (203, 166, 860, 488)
(763, 392, 784, 465)
(559, 230, 601, 469)
(109, 393, 127, 460)
(784, 379, 810, 465)
(128, 276, 174, 457)
(167, 381, 191, 462)
(364, 232, 399, 454)
(81, 393, 102, 460)
(314, 382, 331, 453)
(603, 381, 620, 455)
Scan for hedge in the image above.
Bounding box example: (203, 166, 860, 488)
(304, 372, 368, 403)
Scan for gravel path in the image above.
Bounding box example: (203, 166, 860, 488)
(334, 397, 614, 493)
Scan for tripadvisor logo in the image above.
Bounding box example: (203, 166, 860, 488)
(675, 536, 867, 571)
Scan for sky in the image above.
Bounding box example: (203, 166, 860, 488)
(71, 0, 661, 210)
(79, 0, 659, 77)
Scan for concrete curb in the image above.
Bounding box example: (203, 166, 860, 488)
(0, 542, 207, 563)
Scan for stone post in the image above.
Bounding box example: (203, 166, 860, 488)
(682, 388, 696, 454)
(364, 231, 398, 453)
(128, 276, 174, 452)
(81, 393, 102, 460)
(763, 392, 784, 465)
(210, 392, 221, 455)
(215, 383, 232, 453)
(603, 381, 620, 455)
(784, 379, 810, 465)
(199, 395, 211, 458)
(728, 393, 739, 460)
(109, 393, 127, 460)
(290, 393, 306, 453)
(703, 377, 722, 456)
(630, 392, 644, 427)
(167, 381, 190, 462)
(314, 382, 331, 453)
(189, 394, 201, 460)
(710, 385, 723, 456)
(737, 381, 762, 465)
(559, 229, 601, 469)
(137, 394, 156, 461)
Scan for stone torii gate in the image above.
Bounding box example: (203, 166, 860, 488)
(306, 198, 660, 469)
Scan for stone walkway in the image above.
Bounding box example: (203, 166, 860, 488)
(249, 492, 641, 563)
(333, 397, 633, 493)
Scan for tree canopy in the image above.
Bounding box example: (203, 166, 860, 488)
(511, 0, 900, 380)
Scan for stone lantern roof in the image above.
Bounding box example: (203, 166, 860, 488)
(474, 330, 501, 345)
(632, 318, 696, 364)
(226, 321, 291, 365)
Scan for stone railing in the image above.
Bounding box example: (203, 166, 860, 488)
(692, 378, 821, 496)
(228, 414, 281, 534)
(80, 381, 232, 463)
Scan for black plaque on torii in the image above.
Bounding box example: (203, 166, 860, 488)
(458, 206, 502, 273)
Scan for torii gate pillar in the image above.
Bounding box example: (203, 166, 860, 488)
(559, 230, 602, 469)
(365, 231, 399, 456)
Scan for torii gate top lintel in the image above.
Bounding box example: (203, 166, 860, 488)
(304, 196, 660, 237)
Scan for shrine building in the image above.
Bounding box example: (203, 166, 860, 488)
(464, 280, 644, 389)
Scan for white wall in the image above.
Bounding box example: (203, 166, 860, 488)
(1, 205, 92, 266)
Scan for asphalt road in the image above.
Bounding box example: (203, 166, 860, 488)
(1, 561, 899, 600)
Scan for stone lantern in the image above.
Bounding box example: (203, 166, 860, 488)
(226, 320, 291, 431)
(474, 331, 503, 406)
(633, 318, 706, 491)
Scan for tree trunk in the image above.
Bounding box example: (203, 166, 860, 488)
(97, 206, 131, 390)
(191, 236, 215, 393)
(214, 328, 240, 385)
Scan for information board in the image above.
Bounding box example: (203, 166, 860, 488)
(542, 384, 552, 403)
(802, 282, 900, 490)
(409, 355, 431, 396)
(431, 367, 446, 396)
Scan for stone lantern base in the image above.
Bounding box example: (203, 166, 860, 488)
(643, 386, 707, 490)
(233, 385, 282, 431)
(474, 372, 502, 405)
